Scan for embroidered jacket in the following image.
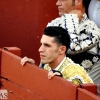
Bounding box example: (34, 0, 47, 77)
(47, 13, 100, 72)
(47, 13, 100, 54)
(43, 57, 93, 85)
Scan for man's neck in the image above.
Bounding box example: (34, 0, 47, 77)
(49, 56, 66, 70)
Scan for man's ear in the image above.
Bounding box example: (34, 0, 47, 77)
(75, 0, 83, 9)
(59, 46, 66, 54)
(75, 0, 82, 6)
(72, 0, 82, 7)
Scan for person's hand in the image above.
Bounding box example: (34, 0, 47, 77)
(69, 9, 83, 21)
(48, 70, 62, 79)
(20, 56, 35, 66)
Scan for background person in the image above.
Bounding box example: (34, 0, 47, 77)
(46, 0, 100, 95)
(88, 0, 100, 28)
(47, 0, 100, 72)
(88, 0, 100, 96)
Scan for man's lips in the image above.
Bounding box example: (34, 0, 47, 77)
(40, 54, 46, 58)
(58, 8, 63, 11)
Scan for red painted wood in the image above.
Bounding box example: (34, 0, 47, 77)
(0, 0, 58, 65)
(80, 83, 97, 95)
(2, 47, 21, 57)
(1, 79, 46, 100)
(1, 48, 100, 100)
(77, 88, 100, 100)
(1, 49, 78, 100)
(7, 93, 20, 100)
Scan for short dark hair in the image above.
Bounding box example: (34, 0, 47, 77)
(43, 26, 70, 53)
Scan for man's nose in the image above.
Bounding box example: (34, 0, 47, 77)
(38, 45, 43, 52)
(56, 0, 61, 6)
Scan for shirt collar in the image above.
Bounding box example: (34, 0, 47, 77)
(79, 13, 88, 24)
(54, 56, 67, 70)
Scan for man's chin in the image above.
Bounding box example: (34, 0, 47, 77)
(40, 60, 47, 64)
(59, 12, 64, 16)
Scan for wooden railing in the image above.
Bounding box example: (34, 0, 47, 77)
(0, 47, 100, 100)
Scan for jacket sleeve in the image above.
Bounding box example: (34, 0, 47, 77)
(62, 64, 93, 85)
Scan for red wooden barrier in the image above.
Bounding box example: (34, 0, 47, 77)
(77, 88, 100, 100)
(0, 47, 100, 100)
(2, 47, 21, 57)
(80, 83, 97, 95)
(0, 48, 78, 100)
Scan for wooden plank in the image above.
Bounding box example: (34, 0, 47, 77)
(1, 49, 78, 100)
(0, 89, 21, 100)
(7, 92, 21, 100)
(80, 83, 97, 95)
(77, 88, 100, 100)
(2, 47, 21, 57)
(1, 79, 46, 100)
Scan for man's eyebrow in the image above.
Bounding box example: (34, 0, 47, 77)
(72, 0, 75, 6)
(44, 43, 51, 46)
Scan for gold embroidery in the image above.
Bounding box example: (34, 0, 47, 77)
(58, 58, 72, 72)
(44, 57, 73, 72)
(44, 57, 93, 84)
(72, 78, 82, 85)
(44, 64, 51, 71)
